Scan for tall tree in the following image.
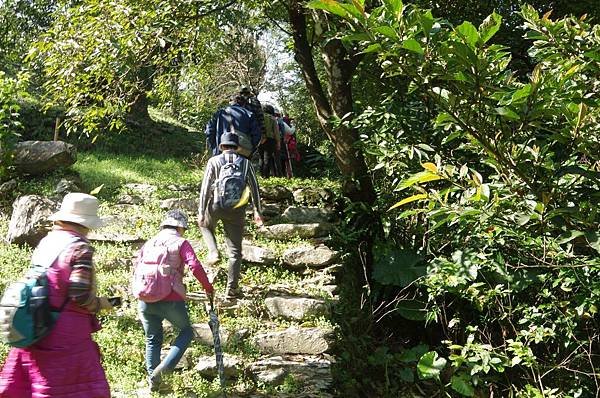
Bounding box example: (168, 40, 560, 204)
(286, 0, 376, 205)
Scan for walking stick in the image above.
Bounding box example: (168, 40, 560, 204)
(207, 296, 227, 397)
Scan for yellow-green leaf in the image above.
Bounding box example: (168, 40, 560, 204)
(89, 184, 104, 196)
(388, 194, 428, 211)
(421, 162, 438, 173)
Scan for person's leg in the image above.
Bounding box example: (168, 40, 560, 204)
(220, 209, 246, 295)
(153, 301, 194, 374)
(138, 301, 164, 375)
(199, 211, 219, 264)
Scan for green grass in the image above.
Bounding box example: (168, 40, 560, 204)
(74, 151, 204, 200)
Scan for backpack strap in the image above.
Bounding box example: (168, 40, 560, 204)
(31, 234, 84, 312)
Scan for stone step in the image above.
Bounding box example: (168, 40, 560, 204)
(258, 223, 332, 241)
(253, 327, 333, 355)
(264, 294, 331, 320)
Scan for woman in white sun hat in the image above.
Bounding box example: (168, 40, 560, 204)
(0, 192, 114, 398)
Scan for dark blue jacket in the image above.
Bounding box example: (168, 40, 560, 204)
(205, 104, 261, 156)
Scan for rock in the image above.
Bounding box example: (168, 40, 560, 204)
(13, 141, 76, 176)
(167, 184, 197, 192)
(116, 194, 143, 205)
(122, 183, 157, 198)
(6, 195, 57, 246)
(281, 206, 335, 224)
(282, 245, 340, 270)
(54, 177, 82, 196)
(261, 203, 282, 219)
(252, 327, 332, 355)
(292, 188, 334, 206)
(0, 179, 17, 197)
(194, 354, 242, 379)
(159, 198, 197, 215)
(249, 355, 333, 391)
(242, 241, 277, 264)
(259, 223, 331, 241)
(259, 186, 293, 202)
(191, 323, 231, 346)
(254, 368, 287, 385)
(265, 295, 330, 320)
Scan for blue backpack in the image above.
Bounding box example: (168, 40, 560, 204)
(214, 152, 249, 210)
(0, 236, 79, 348)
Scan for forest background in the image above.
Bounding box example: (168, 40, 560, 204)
(0, 0, 599, 396)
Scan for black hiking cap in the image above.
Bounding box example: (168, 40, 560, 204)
(220, 132, 239, 148)
(239, 86, 252, 95)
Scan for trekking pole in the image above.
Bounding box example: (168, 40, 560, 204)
(207, 295, 227, 397)
(285, 139, 293, 178)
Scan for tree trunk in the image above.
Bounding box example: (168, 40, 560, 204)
(288, 0, 378, 283)
(288, 0, 376, 205)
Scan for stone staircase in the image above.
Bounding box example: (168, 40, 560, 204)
(176, 185, 341, 397)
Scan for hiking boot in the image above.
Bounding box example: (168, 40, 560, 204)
(148, 375, 161, 392)
(204, 252, 220, 267)
(225, 287, 243, 299)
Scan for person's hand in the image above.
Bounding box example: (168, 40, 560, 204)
(254, 213, 264, 228)
(207, 289, 215, 303)
(98, 297, 114, 311)
(276, 142, 281, 152)
(198, 216, 207, 228)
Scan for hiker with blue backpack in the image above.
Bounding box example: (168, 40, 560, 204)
(131, 209, 215, 392)
(205, 93, 261, 159)
(198, 132, 264, 301)
(0, 193, 113, 398)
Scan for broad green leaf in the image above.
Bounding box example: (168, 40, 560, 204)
(388, 193, 428, 210)
(399, 344, 429, 363)
(401, 39, 424, 54)
(456, 21, 479, 47)
(495, 107, 520, 120)
(382, 0, 403, 21)
(340, 3, 365, 22)
(451, 374, 475, 396)
(396, 299, 428, 321)
(511, 84, 532, 103)
(373, 25, 398, 39)
(398, 367, 414, 382)
(373, 247, 425, 287)
(478, 12, 502, 44)
(307, 0, 351, 19)
(342, 32, 371, 42)
(557, 230, 585, 245)
(419, 10, 434, 36)
(585, 232, 600, 253)
(362, 43, 382, 54)
(417, 351, 447, 380)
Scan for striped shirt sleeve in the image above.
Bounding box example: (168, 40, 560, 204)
(199, 157, 218, 218)
(66, 241, 100, 313)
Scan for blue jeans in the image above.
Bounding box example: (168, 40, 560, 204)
(138, 300, 194, 376)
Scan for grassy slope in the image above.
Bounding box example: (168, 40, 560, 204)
(0, 109, 341, 397)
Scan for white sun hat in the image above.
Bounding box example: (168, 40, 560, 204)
(49, 192, 104, 229)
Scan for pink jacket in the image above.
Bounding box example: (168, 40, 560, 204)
(0, 230, 110, 398)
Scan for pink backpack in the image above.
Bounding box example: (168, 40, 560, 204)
(132, 237, 181, 303)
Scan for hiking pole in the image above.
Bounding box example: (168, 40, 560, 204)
(207, 295, 227, 397)
(284, 139, 293, 178)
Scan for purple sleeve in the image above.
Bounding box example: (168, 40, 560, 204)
(179, 240, 214, 294)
